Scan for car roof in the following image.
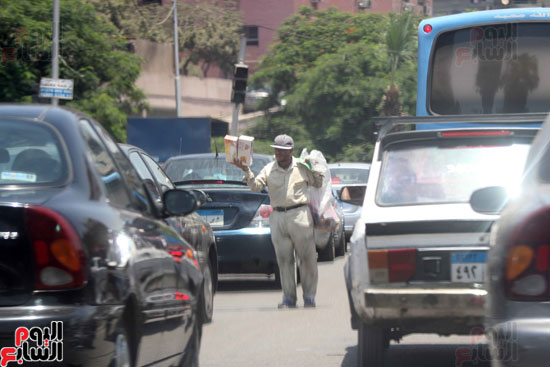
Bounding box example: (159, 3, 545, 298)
(328, 162, 371, 169)
(0, 104, 86, 125)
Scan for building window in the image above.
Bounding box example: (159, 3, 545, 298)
(244, 26, 259, 46)
(357, 0, 372, 9)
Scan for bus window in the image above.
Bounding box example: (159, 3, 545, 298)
(417, 8, 550, 117)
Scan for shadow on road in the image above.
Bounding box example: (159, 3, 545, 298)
(341, 343, 491, 367)
(341, 345, 357, 367)
(217, 278, 281, 292)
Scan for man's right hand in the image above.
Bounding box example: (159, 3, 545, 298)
(232, 158, 249, 171)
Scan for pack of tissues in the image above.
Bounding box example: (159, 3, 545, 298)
(224, 135, 254, 166)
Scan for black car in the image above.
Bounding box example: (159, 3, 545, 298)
(0, 105, 203, 367)
(120, 144, 218, 323)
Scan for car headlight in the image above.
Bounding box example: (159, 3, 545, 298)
(247, 204, 272, 228)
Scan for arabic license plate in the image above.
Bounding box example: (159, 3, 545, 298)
(451, 251, 487, 283)
(198, 209, 224, 227)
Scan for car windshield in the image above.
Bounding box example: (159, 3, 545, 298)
(0, 119, 67, 186)
(164, 155, 272, 185)
(330, 167, 370, 185)
(376, 140, 531, 206)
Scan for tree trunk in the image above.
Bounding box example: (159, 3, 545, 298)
(381, 84, 401, 117)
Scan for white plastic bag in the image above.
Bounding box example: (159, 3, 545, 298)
(300, 149, 339, 232)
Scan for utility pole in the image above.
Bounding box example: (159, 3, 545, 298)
(51, 0, 60, 106)
(231, 36, 247, 136)
(173, 0, 182, 117)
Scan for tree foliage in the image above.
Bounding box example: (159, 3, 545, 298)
(0, 0, 146, 141)
(89, 0, 243, 77)
(249, 7, 420, 162)
(381, 11, 416, 116)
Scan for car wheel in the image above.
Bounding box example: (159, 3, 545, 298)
(335, 229, 346, 257)
(110, 325, 132, 367)
(200, 260, 214, 323)
(358, 322, 385, 367)
(180, 315, 202, 367)
(318, 233, 335, 261)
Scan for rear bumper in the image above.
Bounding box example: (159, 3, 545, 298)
(214, 227, 277, 275)
(0, 303, 123, 366)
(486, 318, 550, 367)
(363, 286, 487, 334)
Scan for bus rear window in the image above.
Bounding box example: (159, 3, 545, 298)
(430, 23, 550, 115)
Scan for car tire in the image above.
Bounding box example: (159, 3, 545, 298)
(110, 324, 132, 367)
(335, 229, 346, 257)
(200, 260, 214, 323)
(180, 315, 202, 367)
(318, 233, 335, 261)
(358, 322, 385, 367)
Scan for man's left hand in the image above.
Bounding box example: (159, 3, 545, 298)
(232, 158, 249, 171)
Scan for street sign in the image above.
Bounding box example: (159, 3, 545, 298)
(39, 78, 74, 100)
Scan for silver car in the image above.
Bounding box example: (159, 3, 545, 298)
(471, 116, 550, 367)
(328, 163, 370, 240)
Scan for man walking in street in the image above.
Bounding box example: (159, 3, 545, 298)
(232, 134, 323, 308)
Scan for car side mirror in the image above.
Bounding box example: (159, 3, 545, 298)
(338, 185, 366, 206)
(469, 186, 508, 214)
(191, 189, 211, 207)
(163, 189, 199, 216)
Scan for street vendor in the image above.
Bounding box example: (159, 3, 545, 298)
(232, 134, 323, 308)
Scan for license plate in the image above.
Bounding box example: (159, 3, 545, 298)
(198, 209, 224, 227)
(451, 251, 487, 283)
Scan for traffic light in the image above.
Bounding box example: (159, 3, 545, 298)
(231, 63, 248, 104)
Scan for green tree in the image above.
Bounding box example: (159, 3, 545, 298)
(251, 7, 386, 105)
(89, 0, 243, 77)
(0, 0, 146, 141)
(381, 11, 416, 116)
(248, 7, 419, 162)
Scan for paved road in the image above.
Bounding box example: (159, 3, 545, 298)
(199, 255, 490, 367)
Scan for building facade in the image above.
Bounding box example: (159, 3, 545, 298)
(239, 0, 433, 72)
(134, 0, 433, 119)
(433, 0, 547, 16)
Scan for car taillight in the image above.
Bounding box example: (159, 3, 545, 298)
(167, 245, 199, 269)
(247, 204, 272, 228)
(26, 206, 86, 290)
(505, 207, 550, 301)
(368, 248, 416, 284)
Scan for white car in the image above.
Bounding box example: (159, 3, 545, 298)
(343, 114, 545, 366)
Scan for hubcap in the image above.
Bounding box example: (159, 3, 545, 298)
(203, 264, 213, 316)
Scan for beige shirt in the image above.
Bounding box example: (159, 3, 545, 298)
(244, 157, 323, 208)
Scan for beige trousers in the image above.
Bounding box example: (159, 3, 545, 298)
(270, 206, 318, 303)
